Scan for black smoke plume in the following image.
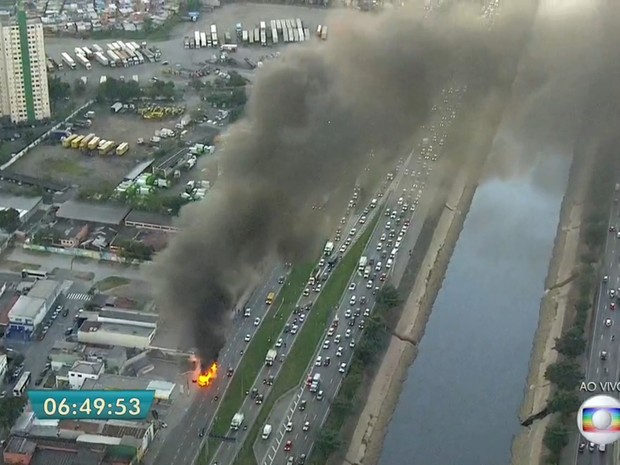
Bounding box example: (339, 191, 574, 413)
(152, 0, 620, 362)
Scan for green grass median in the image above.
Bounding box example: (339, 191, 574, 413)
(233, 214, 379, 465)
(200, 264, 314, 465)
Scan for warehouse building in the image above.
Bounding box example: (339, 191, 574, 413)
(78, 320, 155, 349)
(0, 194, 43, 223)
(56, 200, 131, 226)
(7, 279, 61, 336)
(124, 210, 179, 233)
(82, 375, 176, 401)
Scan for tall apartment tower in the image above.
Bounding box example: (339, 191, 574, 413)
(0, 11, 51, 124)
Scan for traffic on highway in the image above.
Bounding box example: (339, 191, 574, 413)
(575, 187, 620, 465)
(256, 86, 465, 465)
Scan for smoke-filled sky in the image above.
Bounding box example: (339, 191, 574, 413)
(152, 0, 620, 363)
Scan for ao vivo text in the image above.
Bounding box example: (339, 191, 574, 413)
(580, 381, 620, 393)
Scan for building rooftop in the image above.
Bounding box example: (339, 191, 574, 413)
(79, 320, 155, 338)
(125, 210, 176, 228)
(98, 309, 158, 326)
(123, 159, 155, 181)
(0, 194, 42, 219)
(81, 374, 151, 392)
(70, 360, 103, 375)
(9, 295, 44, 320)
(56, 200, 131, 225)
(4, 435, 36, 454)
(28, 279, 60, 300)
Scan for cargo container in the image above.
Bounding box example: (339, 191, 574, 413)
(211, 24, 218, 46)
(194, 30, 200, 47)
(100, 75, 107, 85)
(82, 47, 93, 58)
(92, 44, 104, 53)
(74, 47, 85, 56)
(283, 28, 289, 43)
(272, 27, 278, 44)
(242, 30, 248, 42)
(321, 26, 328, 40)
(71, 135, 85, 149)
(116, 142, 129, 156)
(80, 133, 96, 149)
(99, 140, 116, 155)
(249, 30, 254, 44)
(62, 134, 78, 147)
(200, 32, 207, 48)
(87, 136, 100, 150)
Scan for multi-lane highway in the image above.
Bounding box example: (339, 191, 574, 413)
(153, 171, 373, 465)
(207, 185, 381, 465)
(574, 187, 620, 464)
(257, 87, 466, 465)
(152, 265, 285, 465)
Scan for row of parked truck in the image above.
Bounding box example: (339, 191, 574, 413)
(53, 41, 162, 71)
(61, 133, 129, 156)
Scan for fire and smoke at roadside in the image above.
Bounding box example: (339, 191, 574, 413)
(153, 0, 620, 363)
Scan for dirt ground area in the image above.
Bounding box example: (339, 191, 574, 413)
(9, 109, 180, 189)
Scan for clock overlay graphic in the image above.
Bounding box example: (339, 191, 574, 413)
(29, 390, 155, 420)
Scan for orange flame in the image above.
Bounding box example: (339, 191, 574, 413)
(198, 362, 218, 387)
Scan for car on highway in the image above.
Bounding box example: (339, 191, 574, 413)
(315, 356, 322, 367)
(589, 442, 596, 452)
(287, 457, 294, 465)
(601, 351, 608, 360)
(344, 309, 352, 319)
(363, 308, 371, 317)
(323, 357, 331, 366)
(284, 440, 292, 452)
(299, 400, 307, 411)
(611, 289, 616, 298)
(302, 421, 310, 431)
(323, 339, 330, 350)
(336, 347, 343, 357)
(244, 333, 251, 342)
(276, 338, 283, 347)
(278, 276, 285, 284)
(303, 288, 310, 296)
(254, 317, 261, 326)
(285, 421, 293, 432)
(334, 334, 341, 344)
(345, 329, 352, 338)
(339, 362, 347, 373)
(578, 442, 585, 453)
(298, 454, 306, 464)
(317, 390, 324, 400)
(611, 302, 616, 310)
(291, 324, 299, 334)
(350, 339, 356, 348)
(366, 280, 373, 289)
(605, 318, 613, 327)
(349, 295, 356, 305)
(199, 428, 206, 437)
(349, 283, 356, 291)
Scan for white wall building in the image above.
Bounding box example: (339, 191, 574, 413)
(7, 279, 61, 336)
(78, 320, 155, 349)
(0, 12, 51, 123)
(68, 360, 104, 390)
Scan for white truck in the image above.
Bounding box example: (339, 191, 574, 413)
(358, 256, 368, 271)
(324, 241, 334, 256)
(94, 51, 109, 66)
(76, 54, 91, 70)
(364, 265, 372, 279)
(61, 52, 76, 69)
(265, 349, 277, 366)
(231, 412, 244, 431)
(262, 424, 272, 439)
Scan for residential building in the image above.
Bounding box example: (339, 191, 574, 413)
(67, 360, 104, 389)
(0, 12, 51, 124)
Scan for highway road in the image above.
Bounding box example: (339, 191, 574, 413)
(574, 184, 620, 464)
(152, 165, 375, 465)
(207, 182, 385, 465)
(152, 264, 286, 465)
(257, 86, 466, 465)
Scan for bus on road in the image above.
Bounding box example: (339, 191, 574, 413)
(13, 371, 31, 397)
(21, 269, 48, 279)
(266, 292, 275, 305)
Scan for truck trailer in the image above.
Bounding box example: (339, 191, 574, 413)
(80, 134, 96, 150)
(116, 142, 129, 156)
(71, 135, 84, 149)
(194, 30, 200, 47)
(94, 52, 109, 66)
(76, 53, 92, 70)
(99, 140, 116, 155)
(62, 134, 78, 148)
(87, 136, 100, 150)
(61, 52, 76, 69)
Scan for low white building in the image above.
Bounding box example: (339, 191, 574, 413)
(7, 280, 61, 337)
(78, 320, 155, 349)
(68, 360, 104, 390)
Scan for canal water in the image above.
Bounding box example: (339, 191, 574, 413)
(377, 152, 570, 465)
